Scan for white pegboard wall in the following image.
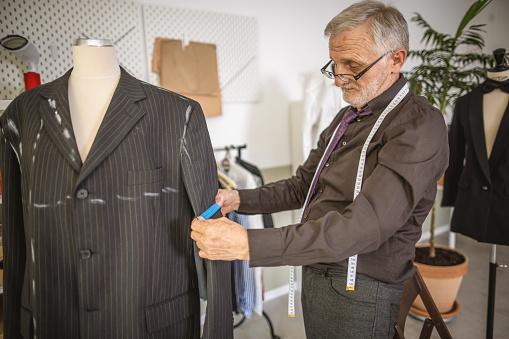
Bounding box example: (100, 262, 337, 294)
(143, 4, 260, 103)
(0, 0, 144, 100)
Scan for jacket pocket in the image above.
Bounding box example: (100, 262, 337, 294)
(128, 167, 164, 186)
(145, 288, 199, 334)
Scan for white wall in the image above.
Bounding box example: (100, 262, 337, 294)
(137, 0, 509, 169)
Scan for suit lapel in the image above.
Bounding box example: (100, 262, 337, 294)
(76, 68, 146, 186)
(488, 101, 509, 168)
(39, 70, 82, 172)
(468, 87, 491, 182)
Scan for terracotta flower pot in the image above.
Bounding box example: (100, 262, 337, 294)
(412, 244, 469, 318)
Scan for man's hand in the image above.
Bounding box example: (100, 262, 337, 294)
(191, 217, 249, 261)
(215, 189, 240, 216)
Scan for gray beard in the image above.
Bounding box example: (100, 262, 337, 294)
(341, 63, 388, 108)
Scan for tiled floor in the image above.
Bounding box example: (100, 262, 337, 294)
(233, 233, 509, 338)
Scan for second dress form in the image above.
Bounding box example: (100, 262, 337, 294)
(483, 69, 509, 158)
(68, 44, 120, 162)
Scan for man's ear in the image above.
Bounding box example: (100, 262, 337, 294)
(390, 49, 407, 74)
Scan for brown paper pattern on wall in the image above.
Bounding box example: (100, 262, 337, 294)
(142, 4, 261, 104)
(153, 38, 222, 117)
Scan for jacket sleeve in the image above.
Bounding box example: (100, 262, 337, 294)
(1, 107, 26, 339)
(442, 99, 465, 206)
(179, 101, 233, 339)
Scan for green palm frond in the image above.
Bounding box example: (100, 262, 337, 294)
(455, 0, 492, 37)
(404, 0, 500, 114)
(456, 25, 487, 49)
(411, 14, 452, 48)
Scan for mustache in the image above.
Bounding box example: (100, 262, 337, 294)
(341, 84, 358, 90)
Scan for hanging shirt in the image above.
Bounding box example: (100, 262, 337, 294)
(302, 75, 348, 158)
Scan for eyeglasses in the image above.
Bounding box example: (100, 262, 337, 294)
(321, 50, 394, 83)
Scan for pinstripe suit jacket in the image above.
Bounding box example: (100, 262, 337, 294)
(0, 68, 233, 338)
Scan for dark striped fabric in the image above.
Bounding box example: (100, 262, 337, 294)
(0, 68, 233, 339)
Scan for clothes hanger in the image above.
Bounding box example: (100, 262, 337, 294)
(218, 170, 237, 190)
(220, 146, 231, 173)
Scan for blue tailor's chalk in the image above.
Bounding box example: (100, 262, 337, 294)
(200, 203, 222, 220)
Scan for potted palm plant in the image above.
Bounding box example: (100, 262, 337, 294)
(403, 0, 507, 319)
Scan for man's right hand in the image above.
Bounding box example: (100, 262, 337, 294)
(215, 189, 240, 216)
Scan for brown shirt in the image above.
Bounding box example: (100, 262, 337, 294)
(238, 76, 449, 284)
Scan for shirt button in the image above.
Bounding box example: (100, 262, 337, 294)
(481, 185, 489, 191)
(342, 141, 347, 146)
(325, 163, 330, 167)
(76, 188, 89, 199)
(80, 249, 92, 259)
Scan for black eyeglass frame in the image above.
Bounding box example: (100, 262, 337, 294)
(321, 50, 395, 83)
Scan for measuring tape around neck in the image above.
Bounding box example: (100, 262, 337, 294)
(288, 83, 410, 317)
(346, 83, 409, 290)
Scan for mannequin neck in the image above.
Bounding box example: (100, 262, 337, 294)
(487, 69, 509, 82)
(71, 45, 120, 78)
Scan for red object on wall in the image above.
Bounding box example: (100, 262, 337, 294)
(24, 72, 41, 90)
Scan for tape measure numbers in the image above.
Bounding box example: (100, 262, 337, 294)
(288, 266, 296, 317)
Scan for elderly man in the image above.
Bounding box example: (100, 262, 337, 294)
(191, 0, 448, 337)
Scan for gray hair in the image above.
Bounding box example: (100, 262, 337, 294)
(324, 0, 409, 55)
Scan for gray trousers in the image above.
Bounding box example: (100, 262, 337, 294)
(301, 266, 403, 339)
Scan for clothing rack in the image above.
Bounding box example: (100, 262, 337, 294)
(213, 144, 280, 339)
(213, 144, 247, 159)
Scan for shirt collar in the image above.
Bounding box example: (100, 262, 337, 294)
(364, 74, 407, 118)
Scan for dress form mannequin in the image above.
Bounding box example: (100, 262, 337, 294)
(68, 38, 120, 161)
(482, 48, 509, 339)
(483, 50, 509, 157)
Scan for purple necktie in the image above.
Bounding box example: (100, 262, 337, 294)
(307, 106, 373, 203)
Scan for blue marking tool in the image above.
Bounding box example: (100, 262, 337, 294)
(199, 203, 222, 219)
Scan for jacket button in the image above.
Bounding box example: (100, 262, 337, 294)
(318, 189, 323, 193)
(76, 188, 89, 199)
(481, 185, 489, 191)
(80, 250, 92, 259)
(342, 141, 347, 146)
(303, 214, 308, 219)
(325, 163, 330, 167)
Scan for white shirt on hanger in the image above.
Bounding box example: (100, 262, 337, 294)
(302, 75, 348, 158)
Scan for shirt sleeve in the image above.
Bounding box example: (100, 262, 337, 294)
(237, 109, 348, 215)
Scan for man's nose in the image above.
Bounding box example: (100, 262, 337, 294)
(335, 76, 349, 87)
